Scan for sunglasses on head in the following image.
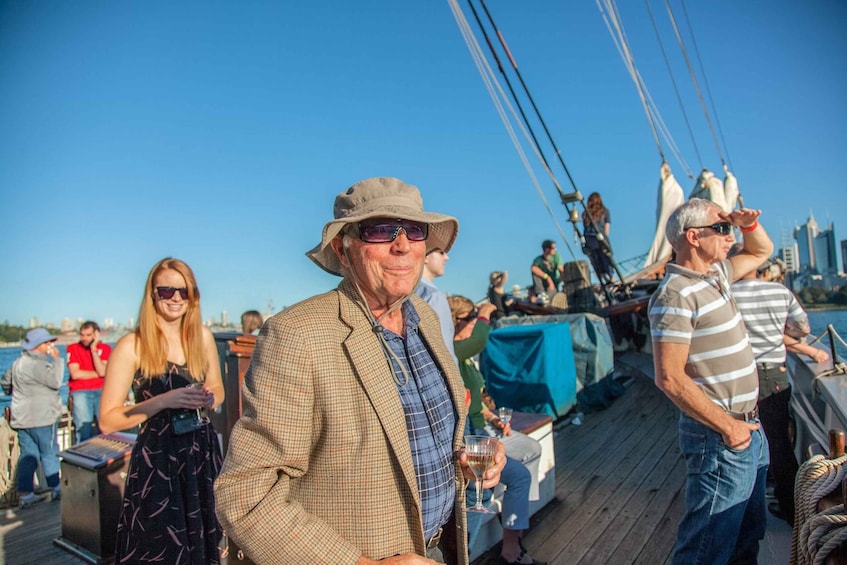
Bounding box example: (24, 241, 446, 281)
(349, 218, 429, 244)
(687, 221, 732, 236)
(457, 309, 478, 323)
(156, 286, 190, 300)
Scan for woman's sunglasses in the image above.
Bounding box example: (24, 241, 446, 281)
(457, 309, 478, 323)
(156, 286, 190, 300)
(686, 221, 732, 236)
(349, 218, 429, 244)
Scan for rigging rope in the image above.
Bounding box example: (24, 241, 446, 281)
(663, 0, 726, 168)
(596, 0, 694, 179)
(478, 0, 580, 195)
(680, 0, 734, 172)
(447, 0, 577, 259)
(644, 0, 703, 169)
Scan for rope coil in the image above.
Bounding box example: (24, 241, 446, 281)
(791, 453, 847, 564)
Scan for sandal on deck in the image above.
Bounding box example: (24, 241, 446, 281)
(498, 549, 547, 565)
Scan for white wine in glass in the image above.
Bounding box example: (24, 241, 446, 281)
(464, 435, 498, 514)
(497, 407, 513, 435)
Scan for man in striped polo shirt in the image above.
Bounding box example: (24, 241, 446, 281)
(731, 252, 829, 526)
(648, 198, 774, 565)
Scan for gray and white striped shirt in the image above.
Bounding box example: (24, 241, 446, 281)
(730, 279, 809, 364)
(649, 261, 758, 414)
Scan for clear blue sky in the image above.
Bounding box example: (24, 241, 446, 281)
(2, 0, 845, 328)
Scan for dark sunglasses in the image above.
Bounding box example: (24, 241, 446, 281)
(457, 309, 478, 323)
(156, 286, 190, 300)
(349, 218, 429, 244)
(687, 221, 732, 236)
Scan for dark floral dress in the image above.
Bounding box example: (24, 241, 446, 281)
(114, 363, 223, 564)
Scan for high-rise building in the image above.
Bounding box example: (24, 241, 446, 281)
(29, 317, 40, 329)
(61, 318, 74, 333)
(794, 213, 818, 272)
(841, 239, 847, 275)
(793, 214, 840, 274)
(780, 244, 798, 274)
(221, 310, 228, 326)
(814, 223, 838, 274)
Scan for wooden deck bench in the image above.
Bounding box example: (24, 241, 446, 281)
(467, 411, 556, 561)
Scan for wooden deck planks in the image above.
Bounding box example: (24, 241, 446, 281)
(0, 496, 79, 565)
(473, 373, 685, 565)
(572, 418, 681, 564)
(537, 380, 682, 564)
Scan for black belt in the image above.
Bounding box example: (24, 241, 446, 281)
(727, 405, 759, 422)
(757, 362, 785, 371)
(426, 528, 443, 550)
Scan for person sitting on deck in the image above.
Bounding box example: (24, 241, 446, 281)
(448, 295, 546, 565)
(648, 198, 774, 565)
(488, 271, 515, 323)
(530, 240, 563, 300)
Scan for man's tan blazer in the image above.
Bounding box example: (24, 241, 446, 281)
(215, 279, 469, 564)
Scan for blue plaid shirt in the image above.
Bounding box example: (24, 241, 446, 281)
(382, 301, 457, 541)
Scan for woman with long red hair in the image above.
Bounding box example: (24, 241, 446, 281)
(100, 257, 225, 563)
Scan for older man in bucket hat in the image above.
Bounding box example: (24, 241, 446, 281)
(1, 328, 65, 508)
(216, 177, 505, 565)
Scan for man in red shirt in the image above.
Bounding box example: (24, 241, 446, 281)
(66, 321, 111, 442)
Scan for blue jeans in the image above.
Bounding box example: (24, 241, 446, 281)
(672, 414, 769, 565)
(17, 424, 60, 493)
(71, 389, 102, 442)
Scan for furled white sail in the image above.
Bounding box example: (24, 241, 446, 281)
(689, 168, 729, 212)
(645, 162, 685, 266)
(723, 166, 739, 211)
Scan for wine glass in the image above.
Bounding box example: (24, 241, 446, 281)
(190, 382, 211, 425)
(464, 435, 499, 514)
(497, 407, 513, 436)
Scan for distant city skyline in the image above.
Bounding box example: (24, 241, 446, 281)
(780, 211, 845, 292)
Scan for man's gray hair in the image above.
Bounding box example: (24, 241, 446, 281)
(666, 198, 719, 249)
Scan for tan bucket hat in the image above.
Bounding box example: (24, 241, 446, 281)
(307, 177, 459, 276)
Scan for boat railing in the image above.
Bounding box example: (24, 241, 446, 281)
(790, 324, 847, 461)
(808, 324, 847, 379)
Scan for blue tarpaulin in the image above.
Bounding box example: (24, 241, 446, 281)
(480, 322, 577, 419)
(496, 313, 614, 391)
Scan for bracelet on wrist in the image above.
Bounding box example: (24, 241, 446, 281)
(740, 220, 759, 233)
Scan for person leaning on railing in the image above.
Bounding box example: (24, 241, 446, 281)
(1, 328, 64, 509)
